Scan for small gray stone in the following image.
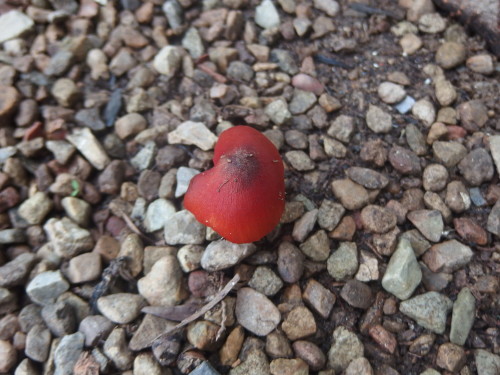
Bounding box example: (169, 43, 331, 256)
(227, 61, 254, 82)
(168, 121, 217, 151)
(78, 315, 114, 346)
(366, 104, 392, 133)
(0, 253, 36, 287)
(0, 228, 25, 244)
(177, 244, 204, 273)
(118, 233, 144, 277)
(54, 332, 84, 375)
(432, 141, 467, 167)
(143, 199, 176, 232)
(265, 99, 291, 125)
(255, 0, 280, 29)
(300, 230, 330, 261)
(134, 352, 168, 375)
(45, 140, 76, 165)
(313, 0, 340, 16)
(66, 128, 110, 170)
(61, 197, 91, 227)
(458, 148, 494, 186)
(422, 164, 448, 191)
(191, 361, 221, 375)
(378, 82, 406, 104)
(419, 13, 446, 33)
(175, 167, 200, 198)
(0, 10, 34, 43)
(138, 255, 187, 306)
(277, 241, 304, 283)
(289, 89, 317, 115)
(422, 239, 473, 273)
(25, 324, 51, 362)
(235, 288, 280, 336)
(270, 49, 299, 75)
(248, 266, 283, 297)
(327, 326, 364, 372)
(489, 135, 500, 176)
(292, 208, 318, 241)
(18, 192, 53, 225)
(346, 167, 389, 190)
(285, 150, 315, 171)
(103, 328, 133, 370)
(328, 115, 354, 143)
(450, 288, 475, 345)
(435, 78, 457, 106)
(201, 242, 257, 271)
(131, 141, 157, 171)
(153, 45, 183, 76)
(97, 293, 145, 324)
(74, 107, 105, 131)
(382, 238, 422, 300)
(182, 27, 204, 59)
(405, 123, 428, 156)
(331, 179, 369, 210)
(318, 200, 345, 231)
(162, 0, 183, 29)
(44, 218, 94, 259)
(487, 200, 500, 236)
(474, 349, 500, 375)
(327, 242, 358, 281)
(399, 292, 453, 334)
(412, 99, 436, 127)
(27, 271, 69, 306)
(164, 210, 206, 245)
(67, 252, 102, 284)
(436, 41, 466, 69)
(407, 210, 443, 242)
(130, 314, 176, 352)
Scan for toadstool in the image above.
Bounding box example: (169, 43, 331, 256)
(184, 126, 285, 244)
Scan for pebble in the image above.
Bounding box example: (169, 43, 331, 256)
(26, 270, 69, 305)
(0, 228, 25, 244)
(314, 0, 340, 16)
(382, 238, 422, 300)
(317, 200, 344, 232)
(270, 358, 309, 375)
(133, 353, 166, 375)
(466, 54, 494, 74)
(219, 326, 244, 366)
(0, 339, 16, 372)
(422, 164, 448, 191)
(424, 192, 452, 223)
(436, 343, 466, 372)
(285, 150, 315, 171)
(54, 332, 84, 375)
(360, 205, 397, 234)
(407, 209, 443, 242)
(201, 241, 256, 271)
(366, 104, 392, 133)
(61, 197, 91, 227)
(163, 0, 183, 29)
(411, 99, 435, 127)
(75, 107, 105, 132)
(67, 252, 101, 284)
(435, 78, 457, 106)
(115, 113, 147, 140)
(292, 74, 324, 96)
(489, 135, 500, 175)
(129, 314, 175, 352)
(323, 137, 347, 158)
(445, 180, 471, 213)
(143, 199, 176, 233)
(435, 42, 466, 69)
(422, 239, 473, 273)
(474, 349, 500, 375)
(78, 315, 114, 346)
(418, 13, 446, 33)
(327, 115, 354, 143)
(0, 252, 36, 287)
(457, 100, 489, 132)
(229, 347, 270, 375)
(270, 49, 299, 75)
(292, 208, 317, 241)
(110, 48, 137, 77)
(41, 300, 76, 337)
(248, 266, 283, 297)
(103, 328, 133, 370)
(289, 89, 317, 115)
(0, 10, 34, 44)
(138, 255, 187, 306)
(164, 210, 206, 245)
(293, 340, 326, 371)
(282, 305, 316, 340)
(355, 250, 379, 282)
(389, 145, 421, 175)
(14, 358, 40, 375)
(44, 217, 94, 259)
(25, 324, 51, 362)
(487, 200, 500, 236)
(168, 121, 217, 151)
(369, 324, 397, 355)
(97, 293, 145, 324)
(400, 33, 422, 54)
(187, 320, 221, 351)
(377, 82, 406, 104)
(51, 78, 79, 107)
(449, 287, 476, 346)
(182, 27, 204, 59)
(432, 141, 467, 167)
(302, 278, 335, 318)
(175, 167, 200, 198)
(277, 241, 304, 283)
(66, 128, 110, 170)
(327, 326, 364, 372)
(266, 330, 293, 358)
(331, 179, 369, 210)
(458, 148, 494, 186)
(98, 160, 125, 195)
(18, 192, 53, 225)
(131, 141, 157, 171)
(399, 291, 453, 334)
(300, 230, 330, 261)
(265, 98, 292, 125)
(255, 0, 280, 29)
(341, 280, 374, 309)
(235, 288, 280, 336)
(327, 242, 358, 281)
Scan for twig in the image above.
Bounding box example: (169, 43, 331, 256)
(197, 64, 228, 84)
(121, 213, 155, 244)
(151, 273, 241, 346)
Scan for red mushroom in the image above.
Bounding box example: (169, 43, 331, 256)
(184, 126, 285, 244)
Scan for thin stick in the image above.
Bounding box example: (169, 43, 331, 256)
(151, 273, 241, 345)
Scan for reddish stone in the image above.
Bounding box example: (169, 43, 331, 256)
(446, 125, 467, 140)
(369, 324, 397, 354)
(0, 187, 20, 213)
(22, 121, 44, 141)
(329, 216, 356, 240)
(105, 216, 127, 237)
(453, 218, 488, 245)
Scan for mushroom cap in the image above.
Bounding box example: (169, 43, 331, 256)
(184, 126, 285, 244)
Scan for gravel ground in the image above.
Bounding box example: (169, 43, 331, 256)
(0, 0, 499, 374)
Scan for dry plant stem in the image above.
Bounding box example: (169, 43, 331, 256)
(152, 273, 241, 346)
(122, 212, 156, 244)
